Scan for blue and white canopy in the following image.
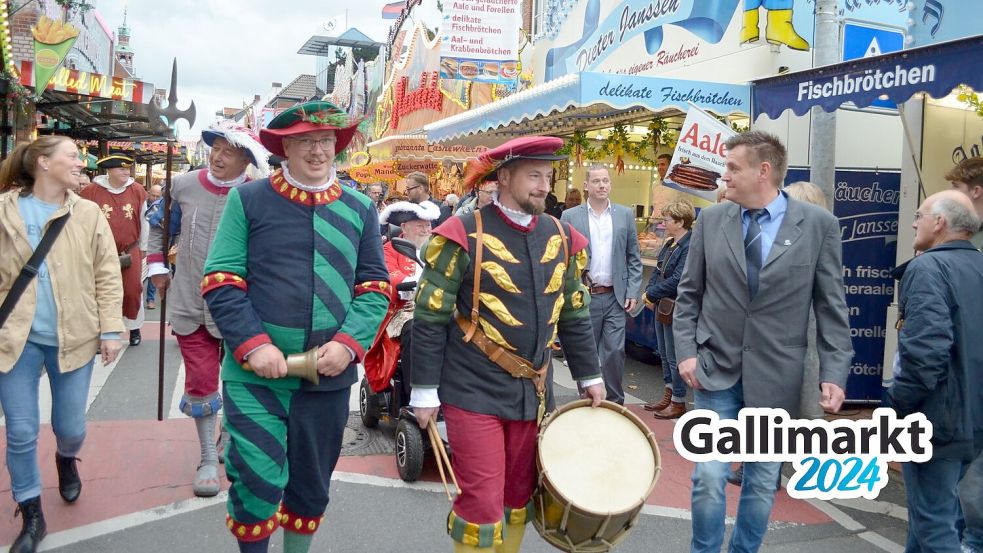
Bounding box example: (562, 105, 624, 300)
(752, 34, 983, 120)
(425, 71, 750, 144)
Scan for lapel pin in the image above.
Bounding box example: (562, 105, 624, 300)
(783, 240, 792, 246)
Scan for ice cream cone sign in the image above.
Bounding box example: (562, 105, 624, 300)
(32, 15, 81, 98)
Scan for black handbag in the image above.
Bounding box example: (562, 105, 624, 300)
(0, 212, 70, 328)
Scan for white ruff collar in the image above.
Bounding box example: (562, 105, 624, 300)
(493, 192, 533, 227)
(282, 161, 336, 192)
(206, 170, 248, 188)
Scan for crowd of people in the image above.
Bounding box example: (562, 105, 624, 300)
(0, 97, 980, 553)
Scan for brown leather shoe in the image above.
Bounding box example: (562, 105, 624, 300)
(644, 388, 673, 411)
(653, 401, 686, 419)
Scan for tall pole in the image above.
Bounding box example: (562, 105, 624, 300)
(809, 0, 838, 201)
(157, 142, 173, 421)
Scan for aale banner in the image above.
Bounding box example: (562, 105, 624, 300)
(662, 103, 734, 202)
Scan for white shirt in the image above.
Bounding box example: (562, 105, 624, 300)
(587, 200, 614, 286)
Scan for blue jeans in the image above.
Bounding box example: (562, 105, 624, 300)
(0, 341, 94, 503)
(655, 320, 686, 401)
(691, 379, 782, 553)
(902, 457, 969, 553)
(960, 451, 983, 552)
(146, 278, 157, 303)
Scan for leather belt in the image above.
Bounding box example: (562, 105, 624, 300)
(455, 313, 548, 394)
(588, 284, 614, 295)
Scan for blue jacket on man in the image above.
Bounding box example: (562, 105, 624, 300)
(887, 240, 983, 460)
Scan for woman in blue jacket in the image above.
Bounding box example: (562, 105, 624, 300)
(643, 199, 695, 419)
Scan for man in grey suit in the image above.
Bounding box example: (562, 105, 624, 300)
(674, 131, 852, 552)
(562, 164, 643, 404)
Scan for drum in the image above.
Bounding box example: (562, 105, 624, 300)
(532, 399, 660, 552)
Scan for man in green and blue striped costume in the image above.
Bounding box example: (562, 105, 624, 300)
(201, 101, 389, 553)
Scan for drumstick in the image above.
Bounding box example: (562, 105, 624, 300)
(428, 419, 461, 496)
(429, 420, 461, 494)
(426, 421, 453, 501)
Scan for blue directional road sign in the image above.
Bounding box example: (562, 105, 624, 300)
(842, 22, 906, 109)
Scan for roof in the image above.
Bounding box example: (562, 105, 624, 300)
(298, 28, 382, 55)
(266, 74, 318, 105)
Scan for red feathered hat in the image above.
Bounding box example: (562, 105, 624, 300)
(259, 100, 361, 158)
(463, 136, 566, 189)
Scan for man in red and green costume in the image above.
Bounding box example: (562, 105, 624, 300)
(410, 136, 606, 553)
(201, 100, 389, 553)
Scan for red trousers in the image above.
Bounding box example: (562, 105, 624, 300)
(175, 326, 222, 397)
(120, 254, 143, 320)
(443, 403, 539, 524)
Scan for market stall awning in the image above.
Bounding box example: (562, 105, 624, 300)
(425, 72, 750, 144)
(19, 61, 173, 142)
(366, 133, 485, 161)
(752, 34, 983, 119)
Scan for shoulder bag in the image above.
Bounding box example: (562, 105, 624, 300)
(0, 212, 71, 328)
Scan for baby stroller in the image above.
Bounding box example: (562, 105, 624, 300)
(360, 238, 448, 482)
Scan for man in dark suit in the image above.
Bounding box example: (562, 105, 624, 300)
(674, 131, 853, 552)
(404, 171, 452, 227)
(562, 164, 643, 404)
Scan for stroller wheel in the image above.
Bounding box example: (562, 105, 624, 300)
(359, 378, 381, 428)
(395, 418, 425, 482)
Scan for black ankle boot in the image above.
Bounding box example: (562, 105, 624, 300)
(56, 453, 82, 503)
(11, 496, 46, 553)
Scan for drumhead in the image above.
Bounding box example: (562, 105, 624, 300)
(539, 404, 657, 514)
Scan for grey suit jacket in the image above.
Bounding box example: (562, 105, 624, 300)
(673, 198, 853, 416)
(561, 203, 643, 305)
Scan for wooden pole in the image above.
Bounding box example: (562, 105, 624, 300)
(156, 142, 174, 421)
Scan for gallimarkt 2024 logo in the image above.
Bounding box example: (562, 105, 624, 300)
(672, 408, 932, 500)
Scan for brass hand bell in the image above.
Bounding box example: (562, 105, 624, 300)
(241, 347, 320, 385)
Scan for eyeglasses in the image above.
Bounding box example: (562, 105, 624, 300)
(914, 211, 938, 222)
(478, 189, 495, 195)
(405, 185, 423, 193)
(288, 137, 336, 152)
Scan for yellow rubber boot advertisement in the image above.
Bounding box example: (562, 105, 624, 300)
(32, 15, 80, 98)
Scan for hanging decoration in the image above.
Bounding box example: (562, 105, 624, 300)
(557, 130, 595, 164)
(558, 119, 678, 170)
(957, 85, 983, 118)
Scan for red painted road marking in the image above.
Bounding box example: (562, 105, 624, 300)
(0, 411, 830, 544)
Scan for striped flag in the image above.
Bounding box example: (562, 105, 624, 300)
(381, 1, 406, 19)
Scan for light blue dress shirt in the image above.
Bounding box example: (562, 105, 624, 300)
(741, 191, 788, 264)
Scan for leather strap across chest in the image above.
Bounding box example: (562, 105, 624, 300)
(458, 211, 569, 398)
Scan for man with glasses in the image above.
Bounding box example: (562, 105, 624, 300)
(147, 121, 271, 498)
(456, 181, 498, 216)
(405, 171, 451, 226)
(888, 190, 983, 553)
(202, 100, 389, 553)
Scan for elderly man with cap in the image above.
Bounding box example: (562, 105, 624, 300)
(81, 154, 148, 346)
(410, 136, 605, 553)
(146, 120, 270, 497)
(201, 101, 389, 553)
(363, 200, 440, 403)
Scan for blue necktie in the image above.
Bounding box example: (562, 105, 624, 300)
(744, 209, 766, 299)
